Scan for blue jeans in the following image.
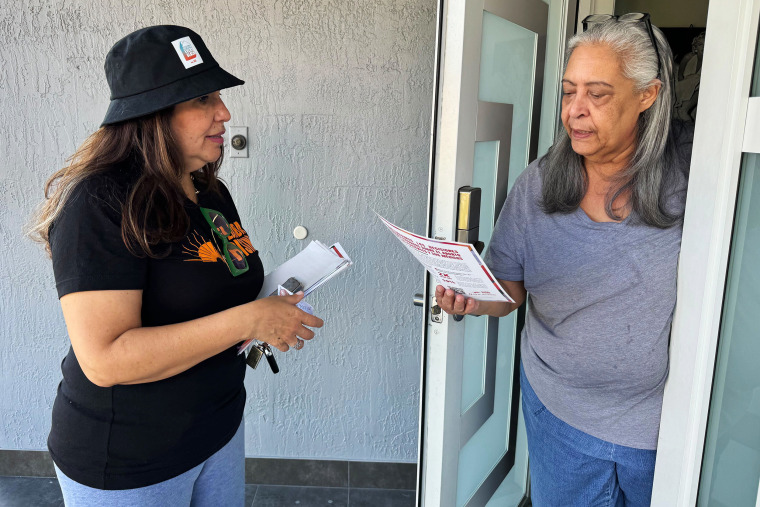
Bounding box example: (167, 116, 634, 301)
(55, 422, 245, 507)
(521, 364, 656, 507)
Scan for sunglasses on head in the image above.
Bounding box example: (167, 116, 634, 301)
(582, 12, 662, 80)
(199, 207, 249, 276)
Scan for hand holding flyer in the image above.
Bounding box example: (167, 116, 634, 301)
(378, 214, 513, 303)
(238, 241, 350, 356)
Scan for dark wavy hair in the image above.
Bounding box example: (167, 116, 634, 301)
(27, 108, 222, 257)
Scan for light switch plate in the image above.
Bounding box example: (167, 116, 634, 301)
(227, 126, 248, 158)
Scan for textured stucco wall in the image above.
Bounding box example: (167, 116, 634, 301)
(0, 0, 435, 462)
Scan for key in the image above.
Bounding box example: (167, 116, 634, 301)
(245, 341, 280, 374)
(260, 343, 280, 374)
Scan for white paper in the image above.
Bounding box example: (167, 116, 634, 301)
(378, 215, 513, 303)
(240, 243, 350, 356)
(257, 241, 352, 299)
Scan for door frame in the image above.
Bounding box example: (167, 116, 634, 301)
(652, 0, 760, 504)
(415, 0, 444, 503)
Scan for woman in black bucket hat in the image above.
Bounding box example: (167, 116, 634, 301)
(28, 25, 323, 505)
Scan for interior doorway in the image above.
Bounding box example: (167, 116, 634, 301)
(615, 0, 709, 123)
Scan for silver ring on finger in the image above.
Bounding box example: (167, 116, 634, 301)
(294, 339, 304, 350)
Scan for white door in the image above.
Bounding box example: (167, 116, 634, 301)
(417, 1, 574, 505)
(651, 0, 760, 504)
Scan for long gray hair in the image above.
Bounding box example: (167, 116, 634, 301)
(541, 19, 687, 228)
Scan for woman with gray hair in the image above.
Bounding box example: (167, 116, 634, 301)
(436, 14, 692, 506)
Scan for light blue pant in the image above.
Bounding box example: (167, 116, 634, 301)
(521, 364, 657, 507)
(55, 422, 245, 507)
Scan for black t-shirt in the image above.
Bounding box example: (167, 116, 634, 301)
(47, 164, 264, 490)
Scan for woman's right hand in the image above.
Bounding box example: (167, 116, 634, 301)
(435, 285, 481, 316)
(434, 280, 526, 319)
(245, 292, 324, 352)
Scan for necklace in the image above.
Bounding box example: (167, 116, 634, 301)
(189, 174, 200, 195)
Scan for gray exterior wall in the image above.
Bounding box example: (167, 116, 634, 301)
(0, 0, 435, 462)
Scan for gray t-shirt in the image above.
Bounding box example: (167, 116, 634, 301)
(484, 159, 688, 450)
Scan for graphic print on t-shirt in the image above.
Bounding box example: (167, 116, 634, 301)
(183, 231, 224, 263)
(182, 220, 256, 272)
(223, 220, 256, 255)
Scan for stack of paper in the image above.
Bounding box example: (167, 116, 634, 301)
(239, 241, 352, 356)
(257, 241, 353, 299)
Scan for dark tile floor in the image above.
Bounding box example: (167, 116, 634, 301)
(0, 476, 416, 507)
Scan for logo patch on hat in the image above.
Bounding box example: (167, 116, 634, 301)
(171, 36, 203, 69)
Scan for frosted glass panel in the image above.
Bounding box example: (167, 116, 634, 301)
(457, 313, 518, 506)
(461, 141, 500, 412)
(479, 11, 537, 188)
(473, 141, 499, 252)
(698, 154, 760, 506)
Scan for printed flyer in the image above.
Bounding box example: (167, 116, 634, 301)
(379, 215, 512, 303)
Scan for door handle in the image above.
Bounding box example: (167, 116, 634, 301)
(421, 186, 483, 325)
(457, 186, 485, 254)
(452, 186, 482, 321)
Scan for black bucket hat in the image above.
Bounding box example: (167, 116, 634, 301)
(101, 25, 244, 126)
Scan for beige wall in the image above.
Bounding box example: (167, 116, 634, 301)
(616, 0, 709, 27)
